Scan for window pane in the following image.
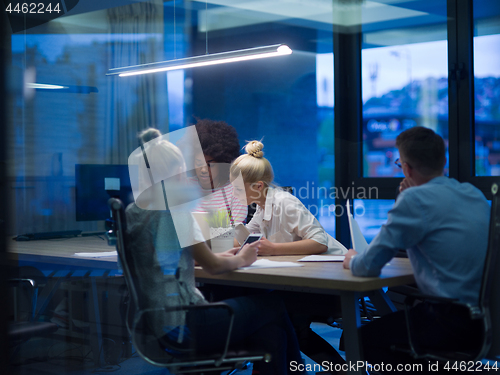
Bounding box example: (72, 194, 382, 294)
(473, 0, 500, 176)
(361, 0, 449, 177)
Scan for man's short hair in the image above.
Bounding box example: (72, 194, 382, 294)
(395, 126, 446, 176)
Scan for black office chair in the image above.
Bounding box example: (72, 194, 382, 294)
(8, 277, 59, 358)
(393, 182, 500, 362)
(108, 198, 270, 374)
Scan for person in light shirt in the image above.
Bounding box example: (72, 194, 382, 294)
(230, 140, 347, 372)
(230, 140, 347, 255)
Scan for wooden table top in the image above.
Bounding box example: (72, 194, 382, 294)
(7, 235, 116, 269)
(7, 237, 415, 293)
(195, 255, 414, 293)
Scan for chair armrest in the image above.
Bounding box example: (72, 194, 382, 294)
(9, 278, 37, 289)
(404, 292, 458, 305)
(133, 302, 236, 366)
(9, 278, 39, 322)
(163, 302, 234, 316)
(404, 294, 481, 319)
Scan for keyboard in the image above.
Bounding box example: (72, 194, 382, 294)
(13, 230, 82, 241)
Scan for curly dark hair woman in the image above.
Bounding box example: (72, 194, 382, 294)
(194, 119, 241, 163)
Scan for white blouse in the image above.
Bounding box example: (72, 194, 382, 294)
(246, 187, 347, 255)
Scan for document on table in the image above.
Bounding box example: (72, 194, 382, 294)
(74, 251, 118, 258)
(298, 255, 344, 262)
(347, 200, 368, 253)
(240, 258, 304, 270)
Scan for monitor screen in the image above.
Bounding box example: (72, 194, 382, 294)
(75, 164, 135, 221)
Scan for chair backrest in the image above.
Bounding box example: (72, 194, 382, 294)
(108, 198, 201, 366)
(109, 198, 181, 365)
(108, 198, 138, 310)
(482, 183, 500, 360)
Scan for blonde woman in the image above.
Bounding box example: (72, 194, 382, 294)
(231, 140, 347, 256)
(231, 140, 347, 371)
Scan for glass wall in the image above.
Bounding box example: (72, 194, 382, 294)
(473, 0, 500, 176)
(357, 0, 448, 242)
(7, 0, 335, 237)
(361, 0, 449, 178)
(6, 0, 499, 372)
(5, 2, 336, 371)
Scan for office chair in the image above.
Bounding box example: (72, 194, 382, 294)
(393, 182, 500, 363)
(108, 198, 270, 374)
(8, 277, 59, 358)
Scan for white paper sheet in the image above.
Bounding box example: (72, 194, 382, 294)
(240, 258, 303, 270)
(74, 251, 117, 258)
(298, 255, 344, 262)
(347, 200, 369, 253)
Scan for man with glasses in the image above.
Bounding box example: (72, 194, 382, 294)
(343, 126, 490, 372)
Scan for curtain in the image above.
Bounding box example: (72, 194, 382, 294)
(105, 0, 168, 164)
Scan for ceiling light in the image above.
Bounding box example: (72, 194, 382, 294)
(27, 83, 69, 89)
(106, 44, 292, 77)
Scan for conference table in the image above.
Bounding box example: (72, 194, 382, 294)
(195, 255, 414, 374)
(7, 236, 415, 374)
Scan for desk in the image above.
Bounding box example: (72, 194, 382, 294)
(7, 236, 121, 366)
(8, 238, 415, 374)
(196, 256, 415, 374)
(8, 236, 116, 270)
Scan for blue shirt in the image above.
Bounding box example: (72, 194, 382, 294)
(350, 176, 490, 306)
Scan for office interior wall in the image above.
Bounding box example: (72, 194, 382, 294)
(6, 1, 167, 236)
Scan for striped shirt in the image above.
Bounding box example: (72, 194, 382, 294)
(189, 178, 248, 225)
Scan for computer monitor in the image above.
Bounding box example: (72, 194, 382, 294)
(75, 164, 135, 221)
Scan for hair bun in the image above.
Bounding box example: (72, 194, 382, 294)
(245, 141, 264, 158)
(139, 128, 162, 144)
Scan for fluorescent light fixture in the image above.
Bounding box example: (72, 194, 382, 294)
(27, 83, 69, 89)
(107, 44, 292, 77)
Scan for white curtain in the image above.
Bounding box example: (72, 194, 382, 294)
(105, 0, 168, 164)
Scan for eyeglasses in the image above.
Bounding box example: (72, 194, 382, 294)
(395, 158, 412, 169)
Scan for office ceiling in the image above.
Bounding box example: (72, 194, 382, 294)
(39, 0, 447, 34)
(195, 0, 434, 32)
(16, 0, 499, 41)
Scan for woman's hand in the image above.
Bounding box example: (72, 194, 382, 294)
(255, 237, 277, 256)
(219, 247, 239, 257)
(237, 241, 259, 266)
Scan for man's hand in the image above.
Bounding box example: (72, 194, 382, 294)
(343, 249, 358, 269)
(399, 177, 416, 193)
